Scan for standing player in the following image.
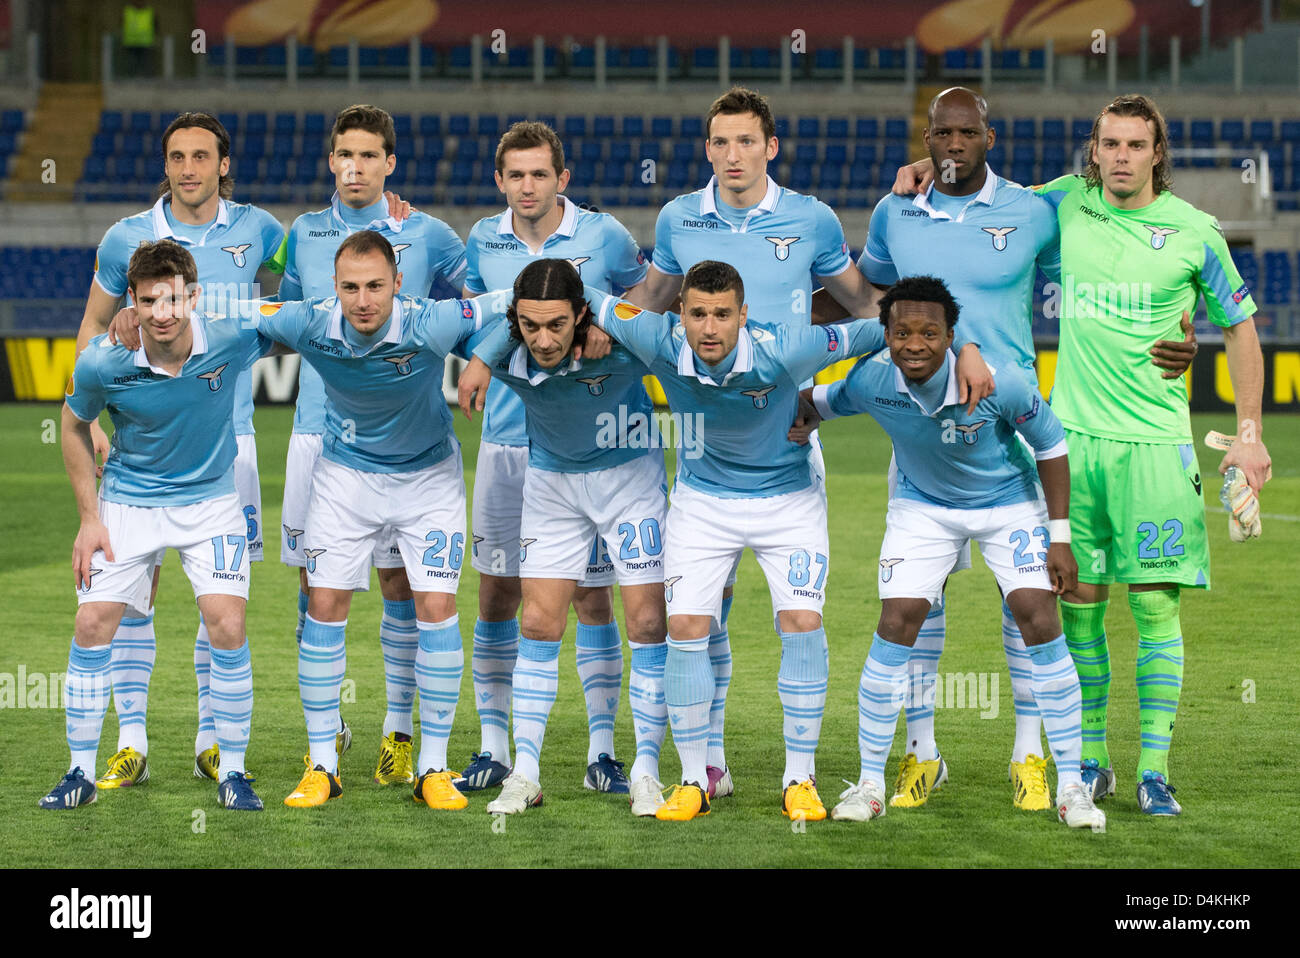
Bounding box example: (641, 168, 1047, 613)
(590, 261, 906, 822)
(459, 259, 670, 816)
(75, 112, 284, 788)
(620, 87, 893, 800)
(272, 104, 466, 788)
(1033, 95, 1270, 814)
(458, 122, 649, 795)
(43, 239, 276, 811)
(250, 231, 488, 810)
(800, 276, 1104, 832)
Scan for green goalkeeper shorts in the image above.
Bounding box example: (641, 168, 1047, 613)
(1065, 429, 1211, 589)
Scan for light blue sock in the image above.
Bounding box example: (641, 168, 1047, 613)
(1028, 634, 1084, 790)
(67, 641, 112, 776)
(110, 612, 155, 755)
(857, 633, 912, 788)
(511, 637, 561, 784)
(665, 636, 712, 786)
(628, 641, 667, 782)
(575, 620, 623, 764)
(1003, 600, 1043, 762)
(415, 616, 463, 774)
(209, 640, 253, 778)
(472, 617, 518, 763)
(299, 616, 346, 773)
(706, 625, 732, 768)
(295, 589, 309, 644)
(194, 615, 217, 754)
(902, 597, 943, 761)
(778, 627, 828, 786)
(380, 598, 418, 737)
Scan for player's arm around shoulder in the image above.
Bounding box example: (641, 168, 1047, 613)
(1032, 172, 1086, 209)
(61, 357, 114, 586)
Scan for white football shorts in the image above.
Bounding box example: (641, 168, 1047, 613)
(519, 454, 667, 586)
(472, 440, 616, 587)
(79, 493, 250, 608)
(888, 449, 972, 574)
(877, 496, 1054, 604)
(664, 480, 829, 627)
(303, 451, 467, 593)
(234, 433, 263, 563)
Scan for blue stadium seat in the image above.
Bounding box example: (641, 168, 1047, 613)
(826, 117, 849, 140)
(855, 117, 879, 140)
(393, 114, 413, 136)
(609, 141, 632, 164)
(1010, 162, 1033, 185)
(91, 132, 116, 155)
(640, 141, 661, 163)
(293, 158, 318, 184)
(593, 115, 614, 138)
(1041, 118, 1066, 141)
(448, 114, 471, 136)
(601, 161, 628, 187)
(622, 116, 644, 138)
(0, 109, 23, 133)
(1219, 119, 1246, 145)
(1012, 117, 1036, 139)
(1189, 119, 1213, 144)
(989, 117, 1007, 141)
(477, 115, 500, 139)
(245, 113, 268, 136)
(691, 46, 718, 73)
(884, 117, 908, 140)
(774, 116, 789, 139)
(82, 155, 107, 182)
(824, 143, 847, 166)
(274, 112, 296, 135)
(423, 138, 444, 161)
(563, 115, 586, 139)
(1011, 143, 1036, 165)
(1028, 49, 1045, 69)
(1280, 120, 1300, 143)
(571, 159, 597, 185)
(304, 113, 327, 137)
(265, 156, 289, 183)
(671, 140, 695, 163)
(1248, 119, 1275, 143)
(849, 163, 873, 189)
(852, 143, 878, 166)
(797, 117, 820, 139)
(1071, 118, 1092, 141)
(794, 142, 818, 164)
(1166, 118, 1184, 143)
(449, 160, 474, 185)
(218, 112, 239, 135)
(414, 157, 437, 183)
(128, 111, 152, 133)
(1041, 145, 1067, 177)
(419, 115, 441, 138)
(813, 48, 840, 74)
(987, 145, 1005, 169)
(818, 164, 844, 189)
(665, 160, 692, 188)
(680, 116, 703, 139)
(578, 139, 603, 163)
(395, 135, 415, 158)
(120, 132, 146, 156)
(457, 138, 481, 161)
(100, 111, 123, 134)
(789, 164, 813, 191)
(883, 143, 907, 168)
(651, 116, 673, 139)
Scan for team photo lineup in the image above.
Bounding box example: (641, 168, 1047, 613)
(38, 71, 1277, 842)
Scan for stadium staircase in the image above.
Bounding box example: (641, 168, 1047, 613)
(7, 83, 102, 202)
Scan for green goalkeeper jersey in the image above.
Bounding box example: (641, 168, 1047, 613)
(1035, 174, 1255, 444)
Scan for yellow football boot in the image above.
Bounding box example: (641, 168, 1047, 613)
(781, 779, 827, 821)
(654, 782, 711, 821)
(284, 756, 342, 808)
(1010, 754, 1052, 811)
(889, 752, 948, 808)
(194, 745, 220, 781)
(96, 747, 149, 789)
(373, 732, 415, 785)
(413, 769, 469, 810)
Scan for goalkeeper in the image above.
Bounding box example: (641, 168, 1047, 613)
(1034, 95, 1271, 816)
(891, 94, 1271, 814)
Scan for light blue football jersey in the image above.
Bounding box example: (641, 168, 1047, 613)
(254, 293, 491, 473)
(652, 175, 852, 328)
(814, 349, 1067, 509)
(65, 313, 273, 506)
(589, 286, 883, 498)
(859, 171, 1060, 373)
(464, 197, 648, 447)
(92, 196, 285, 436)
(472, 319, 654, 473)
(277, 193, 468, 435)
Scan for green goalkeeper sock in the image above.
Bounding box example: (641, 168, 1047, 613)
(1062, 599, 1111, 767)
(1130, 589, 1183, 780)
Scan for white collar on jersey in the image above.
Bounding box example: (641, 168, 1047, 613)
(912, 168, 1001, 223)
(497, 195, 579, 245)
(892, 348, 961, 416)
(326, 296, 404, 353)
(677, 326, 754, 385)
(133, 311, 210, 376)
(150, 195, 231, 247)
(699, 174, 781, 232)
(508, 341, 582, 384)
(330, 191, 404, 235)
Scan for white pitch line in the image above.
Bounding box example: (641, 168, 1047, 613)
(1204, 506, 1299, 522)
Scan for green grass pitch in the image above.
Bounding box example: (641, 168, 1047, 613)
(0, 403, 1295, 868)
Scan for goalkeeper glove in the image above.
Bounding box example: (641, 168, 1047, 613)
(1219, 466, 1261, 541)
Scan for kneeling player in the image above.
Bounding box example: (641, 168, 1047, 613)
(460, 259, 669, 816)
(802, 276, 1104, 831)
(43, 239, 276, 812)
